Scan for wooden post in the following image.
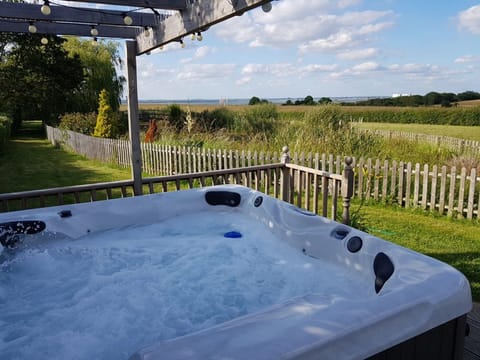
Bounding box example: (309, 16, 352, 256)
(281, 146, 291, 202)
(342, 156, 354, 225)
(126, 40, 143, 196)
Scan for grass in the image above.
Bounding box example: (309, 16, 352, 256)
(359, 202, 480, 301)
(2, 120, 479, 302)
(352, 122, 480, 142)
(0, 121, 131, 194)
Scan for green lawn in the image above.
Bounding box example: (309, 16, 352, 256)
(0, 121, 131, 193)
(352, 122, 480, 141)
(360, 203, 479, 301)
(1, 121, 479, 302)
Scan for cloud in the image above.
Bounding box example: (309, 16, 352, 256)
(241, 63, 337, 79)
(137, 61, 175, 79)
(236, 76, 252, 85)
(352, 62, 382, 72)
(176, 64, 236, 81)
(337, 48, 378, 60)
(180, 46, 216, 64)
(214, 1, 395, 56)
(458, 5, 480, 34)
(454, 55, 480, 63)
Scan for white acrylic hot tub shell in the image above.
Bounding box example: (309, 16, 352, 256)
(0, 185, 472, 360)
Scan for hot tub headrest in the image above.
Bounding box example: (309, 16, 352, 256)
(373, 252, 394, 294)
(0, 220, 46, 248)
(205, 191, 241, 207)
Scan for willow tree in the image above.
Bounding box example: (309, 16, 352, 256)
(63, 37, 125, 113)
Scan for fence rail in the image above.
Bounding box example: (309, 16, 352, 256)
(356, 128, 480, 154)
(45, 126, 480, 220)
(0, 162, 353, 225)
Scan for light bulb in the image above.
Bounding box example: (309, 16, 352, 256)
(197, 33, 203, 41)
(123, 15, 133, 26)
(28, 23, 37, 33)
(262, 2, 272, 12)
(180, 40, 185, 48)
(191, 33, 196, 41)
(41, 4, 51, 16)
(41, 37, 49, 45)
(90, 27, 98, 36)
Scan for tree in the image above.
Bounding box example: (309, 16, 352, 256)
(303, 95, 315, 105)
(0, 33, 83, 129)
(318, 97, 332, 104)
(93, 89, 118, 138)
(249, 96, 261, 105)
(63, 37, 125, 113)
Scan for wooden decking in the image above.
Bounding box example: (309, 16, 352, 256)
(465, 302, 480, 359)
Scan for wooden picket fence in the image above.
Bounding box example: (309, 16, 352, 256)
(46, 126, 480, 219)
(356, 128, 480, 154)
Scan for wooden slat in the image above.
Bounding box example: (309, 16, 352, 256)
(448, 167, 457, 217)
(467, 168, 477, 219)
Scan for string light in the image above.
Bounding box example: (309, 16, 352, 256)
(123, 13, 133, 25)
(180, 39, 185, 48)
(41, 0, 51, 15)
(90, 26, 98, 37)
(261, 2, 272, 12)
(191, 33, 196, 40)
(28, 22, 37, 33)
(41, 37, 49, 45)
(196, 32, 203, 41)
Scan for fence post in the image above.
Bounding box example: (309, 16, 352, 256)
(281, 146, 291, 202)
(341, 156, 354, 225)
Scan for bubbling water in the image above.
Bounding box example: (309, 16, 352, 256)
(0, 211, 366, 360)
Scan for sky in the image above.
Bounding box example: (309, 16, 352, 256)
(126, 0, 480, 100)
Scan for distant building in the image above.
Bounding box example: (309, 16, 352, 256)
(392, 93, 411, 98)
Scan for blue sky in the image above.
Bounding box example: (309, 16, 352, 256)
(130, 0, 480, 100)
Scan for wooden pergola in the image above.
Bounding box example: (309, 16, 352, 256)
(0, 0, 272, 194)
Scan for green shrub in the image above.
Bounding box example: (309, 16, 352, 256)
(166, 104, 184, 132)
(59, 112, 97, 135)
(233, 103, 278, 135)
(0, 116, 12, 154)
(196, 108, 235, 131)
(94, 89, 119, 138)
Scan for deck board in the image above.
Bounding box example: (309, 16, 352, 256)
(465, 302, 480, 360)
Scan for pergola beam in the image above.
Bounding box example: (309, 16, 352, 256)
(64, 0, 186, 10)
(0, 2, 161, 27)
(136, 0, 271, 55)
(0, 20, 139, 39)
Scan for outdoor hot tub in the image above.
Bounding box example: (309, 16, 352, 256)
(0, 185, 472, 360)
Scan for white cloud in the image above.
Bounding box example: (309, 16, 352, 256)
(352, 62, 381, 72)
(236, 77, 252, 85)
(241, 63, 337, 79)
(214, 1, 395, 57)
(176, 64, 236, 81)
(337, 48, 378, 60)
(137, 61, 174, 79)
(180, 46, 216, 64)
(454, 55, 480, 63)
(458, 5, 480, 34)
